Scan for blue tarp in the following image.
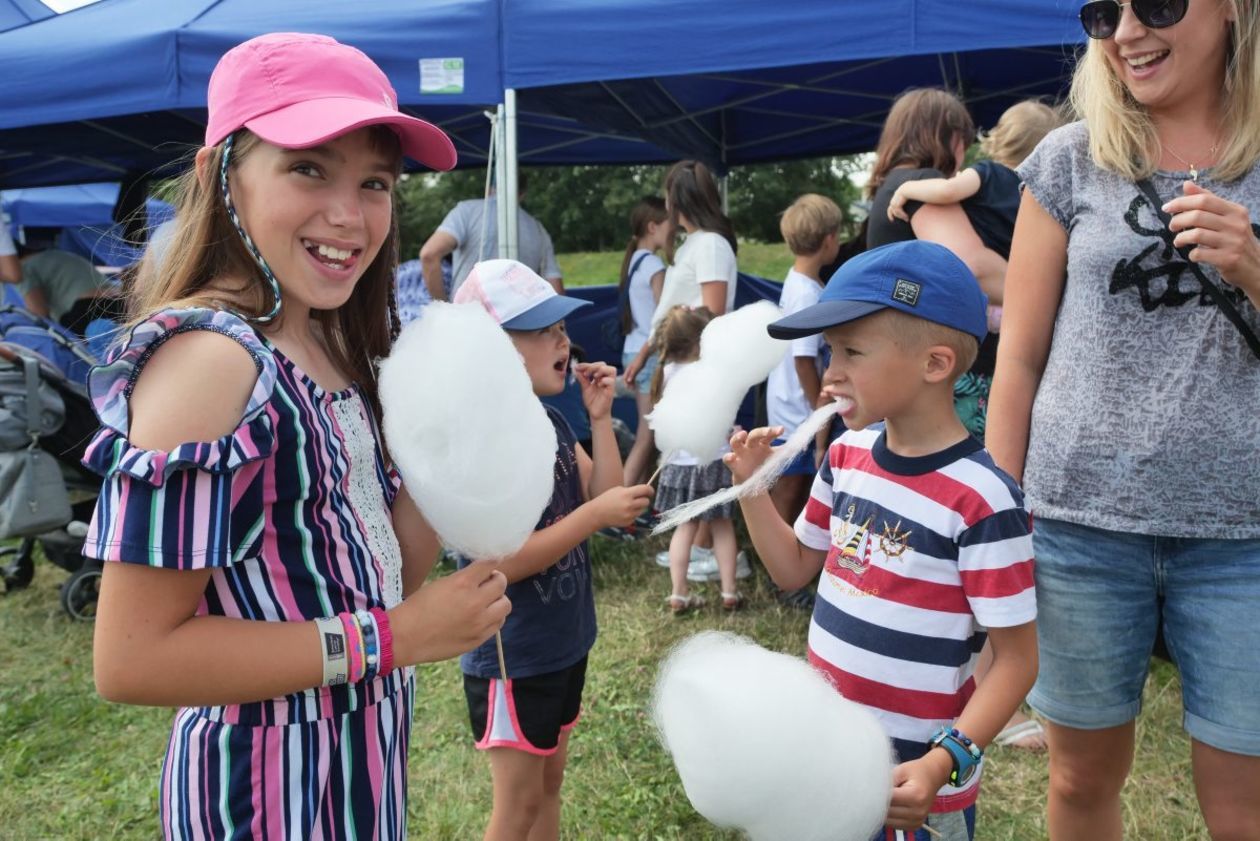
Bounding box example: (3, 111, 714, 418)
(0, 0, 54, 32)
(3, 183, 174, 266)
(0, 0, 1087, 186)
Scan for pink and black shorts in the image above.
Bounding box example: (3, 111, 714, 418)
(463, 656, 587, 755)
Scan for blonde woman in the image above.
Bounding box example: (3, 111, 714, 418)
(987, 2, 1260, 838)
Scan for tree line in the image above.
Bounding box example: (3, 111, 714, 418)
(395, 157, 866, 261)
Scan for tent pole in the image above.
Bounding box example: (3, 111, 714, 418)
(504, 88, 519, 260)
(494, 103, 509, 260)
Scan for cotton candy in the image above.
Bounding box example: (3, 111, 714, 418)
(378, 301, 556, 559)
(652, 400, 838, 534)
(648, 301, 789, 463)
(653, 631, 893, 841)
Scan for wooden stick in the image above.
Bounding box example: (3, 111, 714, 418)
(646, 461, 666, 487)
(494, 630, 509, 683)
(921, 823, 943, 839)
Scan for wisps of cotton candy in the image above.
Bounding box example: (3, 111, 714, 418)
(653, 631, 893, 841)
(652, 400, 839, 534)
(648, 301, 788, 463)
(378, 302, 556, 559)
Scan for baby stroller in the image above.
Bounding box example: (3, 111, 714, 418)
(0, 304, 105, 620)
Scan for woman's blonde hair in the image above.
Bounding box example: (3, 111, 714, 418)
(1070, 0, 1260, 182)
(648, 305, 714, 404)
(979, 100, 1063, 168)
(130, 127, 404, 429)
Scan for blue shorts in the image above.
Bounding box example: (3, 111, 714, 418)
(622, 349, 658, 397)
(1029, 518, 1260, 756)
(772, 437, 817, 477)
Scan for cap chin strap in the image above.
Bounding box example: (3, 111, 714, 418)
(219, 132, 283, 323)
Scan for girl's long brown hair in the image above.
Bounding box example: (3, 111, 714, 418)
(648, 305, 714, 404)
(663, 160, 737, 263)
(130, 127, 404, 432)
(866, 88, 975, 198)
(618, 196, 669, 336)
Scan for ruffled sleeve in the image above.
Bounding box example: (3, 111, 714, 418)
(81, 307, 277, 569)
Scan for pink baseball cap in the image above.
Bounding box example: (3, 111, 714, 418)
(205, 32, 457, 171)
(454, 259, 591, 330)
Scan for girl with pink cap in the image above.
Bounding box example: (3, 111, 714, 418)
(82, 33, 510, 838)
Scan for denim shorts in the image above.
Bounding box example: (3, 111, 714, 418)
(622, 349, 658, 396)
(1029, 517, 1260, 756)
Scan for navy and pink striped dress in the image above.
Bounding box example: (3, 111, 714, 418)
(83, 307, 413, 840)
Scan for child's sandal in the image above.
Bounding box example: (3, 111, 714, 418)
(721, 591, 744, 611)
(667, 593, 705, 614)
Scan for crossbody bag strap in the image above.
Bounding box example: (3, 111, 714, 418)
(1137, 178, 1260, 361)
(621, 251, 652, 312)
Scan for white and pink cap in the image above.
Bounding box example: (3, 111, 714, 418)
(205, 32, 457, 171)
(454, 259, 591, 330)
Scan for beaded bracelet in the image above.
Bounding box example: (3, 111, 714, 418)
(369, 606, 395, 676)
(355, 609, 380, 683)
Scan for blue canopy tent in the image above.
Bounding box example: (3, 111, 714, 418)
(0, 0, 678, 188)
(501, 0, 1086, 171)
(0, 0, 56, 32)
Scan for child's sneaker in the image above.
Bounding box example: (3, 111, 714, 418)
(687, 550, 753, 582)
(656, 546, 715, 570)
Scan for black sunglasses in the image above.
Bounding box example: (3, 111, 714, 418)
(1079, 0, 1189, 39)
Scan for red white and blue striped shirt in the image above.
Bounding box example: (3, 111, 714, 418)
(795, 426, 1035, 813)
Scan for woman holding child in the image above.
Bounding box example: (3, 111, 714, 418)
(988, 1, 1260, 837)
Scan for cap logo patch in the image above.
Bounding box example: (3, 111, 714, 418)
(892, 278, 921, 307)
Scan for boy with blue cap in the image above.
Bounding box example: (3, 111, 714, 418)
(726, 241, 1037, 841)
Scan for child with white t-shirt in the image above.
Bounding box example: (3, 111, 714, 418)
(766, 194, 842, 524)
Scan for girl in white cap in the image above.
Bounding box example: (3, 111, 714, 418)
(82, 33, 510, 839)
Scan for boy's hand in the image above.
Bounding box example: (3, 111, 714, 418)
(888, 185, 912, 222)
(589, 484, 654, 529)
(723, 425, 783, 484)
(575, 361, 617, 420)
(885, 750, 953, 831)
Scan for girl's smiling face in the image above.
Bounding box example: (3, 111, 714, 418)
(1100, 0, 1234, 116)
(509, 321, 572, 396)
(229, 128, 397, 315)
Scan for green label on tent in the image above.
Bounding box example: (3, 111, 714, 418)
(420, 58, 465, 95)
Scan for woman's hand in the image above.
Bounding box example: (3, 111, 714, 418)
(1165, 181, 1260, 305)
(575, 361, 617, 420)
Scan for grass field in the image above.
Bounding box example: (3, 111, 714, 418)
(557, 240, 794, 288)
(0, 534, 1208, 840)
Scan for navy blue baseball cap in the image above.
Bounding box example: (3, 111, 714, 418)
(767, 240, 988, 341)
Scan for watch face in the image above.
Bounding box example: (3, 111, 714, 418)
(955, 761, 977, 786)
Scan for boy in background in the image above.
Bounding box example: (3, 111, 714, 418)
(727, 241, 1037, 841)
(766, 194, 841, 525)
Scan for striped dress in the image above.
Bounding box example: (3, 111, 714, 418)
(82, 307, 412, 840)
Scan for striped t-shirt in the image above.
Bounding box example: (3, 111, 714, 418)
(795, 426, 1035, 813)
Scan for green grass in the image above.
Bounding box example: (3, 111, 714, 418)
(0, 538, 1207, 839)
(558, 241, 794, 288)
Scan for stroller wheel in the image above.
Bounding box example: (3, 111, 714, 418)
(1, 542, 36, 592)
(60, 561, 102, 621)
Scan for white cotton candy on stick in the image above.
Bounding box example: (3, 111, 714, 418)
(648, 301, 789, 463)
(378, 301, 556, 559)
(653, 631, 893, 841)
(651, 400, 839, 534)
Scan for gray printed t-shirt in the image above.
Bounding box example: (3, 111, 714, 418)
(1018, 121, 1260, 538)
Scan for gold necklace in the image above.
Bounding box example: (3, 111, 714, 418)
(1162, 138, 1220, 182)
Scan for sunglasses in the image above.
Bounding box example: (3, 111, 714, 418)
(1079, 0, 1189, 39)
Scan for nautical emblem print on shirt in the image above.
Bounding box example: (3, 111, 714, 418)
(1110, 194, 1256, 312)
(832, 504, 875, 575)
(878, 520, 912, 561)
